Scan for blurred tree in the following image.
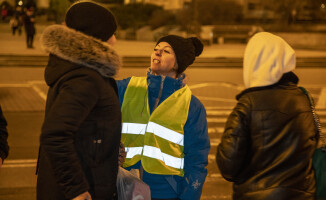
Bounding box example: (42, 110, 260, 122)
(262, 0, 323, 24)
(110, 3, 162, 30)
(177, 0, 243, 34)
(148, 9, 176, 29)
(196, 0, 243, 25)
(49, 0, 71, 23)
(94, 0, 124, 3)
(25, 0, 37, 9)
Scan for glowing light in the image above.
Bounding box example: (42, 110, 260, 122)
(18, 1, 23, 6)
(321, 4, 326, 9)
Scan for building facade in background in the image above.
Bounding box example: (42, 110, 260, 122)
(0, 0, 48, 8)
(123, 0, 272, 19)
(124, 0, 191, 10)
(0, 0, 15, 6)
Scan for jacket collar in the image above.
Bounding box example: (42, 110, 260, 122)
(236, 72, 299, 100)
(146, 69, 185, 98)
(40, 24, 120, 79)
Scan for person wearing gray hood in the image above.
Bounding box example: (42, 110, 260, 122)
(37, 1, 121, 200)
(216, 32, 317, 200)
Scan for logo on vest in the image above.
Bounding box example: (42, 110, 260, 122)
(192, 179, 201, 190)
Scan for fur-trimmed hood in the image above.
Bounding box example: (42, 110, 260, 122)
(41, 24, 120, 79)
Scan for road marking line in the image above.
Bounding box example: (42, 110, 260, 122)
(210, 139, 221, 146)
(197, 96, 237, 103)
(0, 83, 30, 87)
(208, 127, 224, 134)
(201, 194, 231, 199)
(205, 106, 234, 110)
(207, 118, 227, 123)
(3, 159, 37, 168)
(5, 159, 37, 164)
(28, 80, 45, 84)
(208, 154, 216, 160)
(28, 81, 47, 101)
(31, 85, 47, 101)
(0, 82, 47, 101)
(2, 164, 36, 168)
(210, 173, 222, 178)
(206, 110, 232, 115)
(189, 82, 244, 90)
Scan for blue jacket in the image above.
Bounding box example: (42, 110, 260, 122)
(117, 72, 210, 200)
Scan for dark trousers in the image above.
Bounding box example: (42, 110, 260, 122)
(26, 34, 34, 48)
(12, 26, 22, 35)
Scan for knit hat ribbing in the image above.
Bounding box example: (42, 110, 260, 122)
(156, 35, 203, 74)
(65, 1, 117, 41)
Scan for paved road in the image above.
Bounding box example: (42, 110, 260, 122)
(1, 20, 326, 199)
(1, 63, 326, 199)
(0, 24, 326, 199)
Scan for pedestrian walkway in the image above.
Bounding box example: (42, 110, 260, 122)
(1, 23, 326, 58)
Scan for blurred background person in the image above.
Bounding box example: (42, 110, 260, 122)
(23, 6, 35, 48)
(117, 35, 210, 200)
(1, 4, 8, 21)
(9, 6, 23, 36)
(216, 32, 317, 200)
(0, 105, 9, 169)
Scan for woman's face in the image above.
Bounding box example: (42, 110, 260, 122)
(107, 34, 116, 46)
(150, 42, 177, 78)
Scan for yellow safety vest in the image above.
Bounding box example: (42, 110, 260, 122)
(121, 76, 191, 177)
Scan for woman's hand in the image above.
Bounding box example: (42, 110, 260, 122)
(119, 143, 126, 167)
(71, 191, 92, 200)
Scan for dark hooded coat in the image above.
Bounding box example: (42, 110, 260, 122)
(216, 32, 317, 200)
(37, 25, 121, 200)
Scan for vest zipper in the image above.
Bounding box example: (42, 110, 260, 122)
(153, 76, 165, 110)
(140, 164, 144, 180)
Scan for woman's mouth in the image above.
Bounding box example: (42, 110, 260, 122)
(153, 59, 160, 64)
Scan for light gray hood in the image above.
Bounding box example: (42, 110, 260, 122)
(243, 32, 296, 88)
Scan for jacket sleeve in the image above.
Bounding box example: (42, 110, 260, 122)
(0, 106, 9, 162)
(216, 94, 251, 183)
(116, 77, 131, 107)
(178, 96, 210, 200)
(40, 75, 100, 199)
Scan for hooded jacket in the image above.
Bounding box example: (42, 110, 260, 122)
(117, 72, 210, 200)
(216, 32, 317, 200)
(37, 25, 121, 200)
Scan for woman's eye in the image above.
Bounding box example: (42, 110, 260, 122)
(154, 48, 158, 51)
(164, 50, 170, 54)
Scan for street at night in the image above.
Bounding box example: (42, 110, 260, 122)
(0, 0, 326, 198)
(0, 39, 326, 199)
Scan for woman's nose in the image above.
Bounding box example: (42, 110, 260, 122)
(155, 49, 162, 56)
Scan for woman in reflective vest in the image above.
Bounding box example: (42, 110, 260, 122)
(117, 35, 210, 200)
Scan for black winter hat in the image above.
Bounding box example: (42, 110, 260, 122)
(156, 35, 203, 74)
(65, 1, 117, 41)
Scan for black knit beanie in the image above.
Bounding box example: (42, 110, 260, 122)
(156, 35, 203, 74)
(65, 1, 117, 41)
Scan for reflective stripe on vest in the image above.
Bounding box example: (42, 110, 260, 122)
(121, 76, 191, 176)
